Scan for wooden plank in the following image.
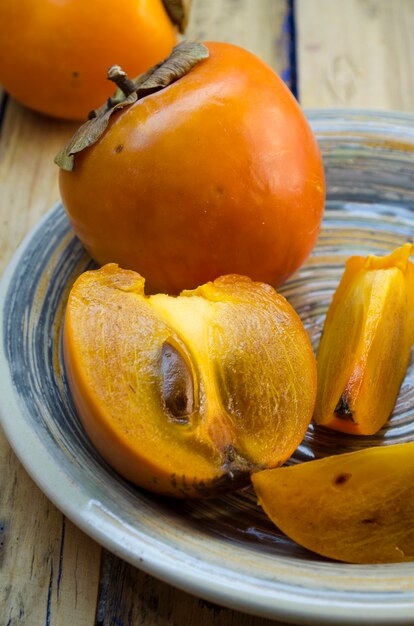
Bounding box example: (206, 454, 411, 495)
(0, 438, 101, 625)
(97, 1, 295, 625)
(186, 0, 291, 77)
(0, 102, 75, 272)
(0, 100, 101, 625)
(97, 557, 291, 626)
(296, 0, 414, 109)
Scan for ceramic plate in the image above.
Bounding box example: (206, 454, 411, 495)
(1, 111, 414, 625)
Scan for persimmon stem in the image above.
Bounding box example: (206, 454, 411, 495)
(55, 43, 209, 170)
(107, 65, 136, 96)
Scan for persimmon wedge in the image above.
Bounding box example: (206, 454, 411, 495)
(252, 443, 414, 563)
(63, 264, 317, 497)
(314, 244, 414, 435)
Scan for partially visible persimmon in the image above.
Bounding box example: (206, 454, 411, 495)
(252, 443, 414, 563)
(57, 41, 325, 294)
(63, 264, 317, 497)
(0, 0, 179, 120)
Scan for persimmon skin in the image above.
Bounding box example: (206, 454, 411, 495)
(0, 0, 176, 120)
(59, 42, 325, 294)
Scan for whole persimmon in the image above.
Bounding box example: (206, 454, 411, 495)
(57, 42, 325, 294)
(64, 264, 317, 497)
(0, 0, 179, 120)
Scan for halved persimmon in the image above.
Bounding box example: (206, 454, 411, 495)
(63, 264, 317, 497)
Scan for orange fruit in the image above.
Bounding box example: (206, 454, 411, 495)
(58, 42, 325, 294)
(0, 0, 177, 119)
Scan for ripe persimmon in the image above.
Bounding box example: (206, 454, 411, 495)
(0, 0, 178, 120)
(57, 41, 325, 294)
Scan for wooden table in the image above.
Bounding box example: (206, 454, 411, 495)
(1, 1, 414, 624)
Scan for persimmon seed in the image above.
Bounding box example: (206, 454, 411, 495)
(334, 393, 355, 422)
(160, 341, 194, 422)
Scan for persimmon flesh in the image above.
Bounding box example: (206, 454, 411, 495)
(63, 264, 317, 497)
(252, 443, 414, 563)
(0, 0, 177, 120)
(314, 244, 414, 435)
(59, 42, 325, 294)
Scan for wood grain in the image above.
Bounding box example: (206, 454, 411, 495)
(0, 435, 101, 625)
(296, 0, 414, 109)
(96, 557, 290, 626)
(186, 0, 291, 77)
(0, 102, 76, 273)
(0, 100, 101, 624)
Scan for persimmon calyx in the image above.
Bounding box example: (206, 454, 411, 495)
(161, 0, 191, 33)
(54, 41, 209, 172)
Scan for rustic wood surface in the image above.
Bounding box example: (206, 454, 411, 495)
(0, 0, 413, 624)
(186, 0, 291, 75)
(297, 0, 414, 109)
